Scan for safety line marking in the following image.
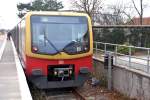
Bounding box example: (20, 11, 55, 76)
(0, 34, 7, 61)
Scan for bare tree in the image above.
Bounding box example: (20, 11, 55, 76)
(128, 0, 150, 46)
(108, 1, 136, 25)
(109, 4, 126, 24)
(131, 0, 147, 47)
(131, 0, 143, 25)
(72, 0, 103, 19)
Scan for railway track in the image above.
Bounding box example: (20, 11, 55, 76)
(30, 84, 85, 100)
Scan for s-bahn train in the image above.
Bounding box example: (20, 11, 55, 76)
(11, 11, 93, 89)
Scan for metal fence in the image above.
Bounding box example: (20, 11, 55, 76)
(92, 25, 150, 73)
(93, 40, 150, 73)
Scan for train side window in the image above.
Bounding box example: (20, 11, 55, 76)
(19, 19, 25, 56)
(21, 19, 25, 50)
(18, 22, 21, 54)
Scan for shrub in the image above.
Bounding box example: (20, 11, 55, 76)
(117, 43, 136, 55)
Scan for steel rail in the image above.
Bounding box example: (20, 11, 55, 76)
(72, 88, 86, 100)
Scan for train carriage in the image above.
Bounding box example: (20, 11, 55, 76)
(11, 11, 93, 89)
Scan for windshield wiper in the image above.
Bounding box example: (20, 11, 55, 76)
(62, 40, 78, 53)
(43, 29, 61, 55)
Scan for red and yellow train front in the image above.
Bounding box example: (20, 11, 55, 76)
(25, 12, 93, 89)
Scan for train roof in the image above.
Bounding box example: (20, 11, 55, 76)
(24, 11, 90, 18)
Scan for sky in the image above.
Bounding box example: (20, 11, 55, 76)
(0, 0, 73, 29)
(0, 0, 150, 29)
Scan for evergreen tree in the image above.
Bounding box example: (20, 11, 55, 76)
(17, 0, 64, 18)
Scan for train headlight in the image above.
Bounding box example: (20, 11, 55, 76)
(54, 71, 58, 75)
(69, 70, 72, 75)
(84, 47, 88, 51)
(32, 46, 38, 52)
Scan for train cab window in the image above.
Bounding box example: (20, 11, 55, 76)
(31, 15, 90, 55)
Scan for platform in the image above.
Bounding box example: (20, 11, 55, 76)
(0, 36, 32, 100)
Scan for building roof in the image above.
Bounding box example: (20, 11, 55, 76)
(129, 17, 150, 25)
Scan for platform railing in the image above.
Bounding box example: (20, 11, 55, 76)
(93, 41, 150, 73)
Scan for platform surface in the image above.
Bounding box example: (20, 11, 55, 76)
(0, 40, 21, 100)
(0, 35, 32, 100)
